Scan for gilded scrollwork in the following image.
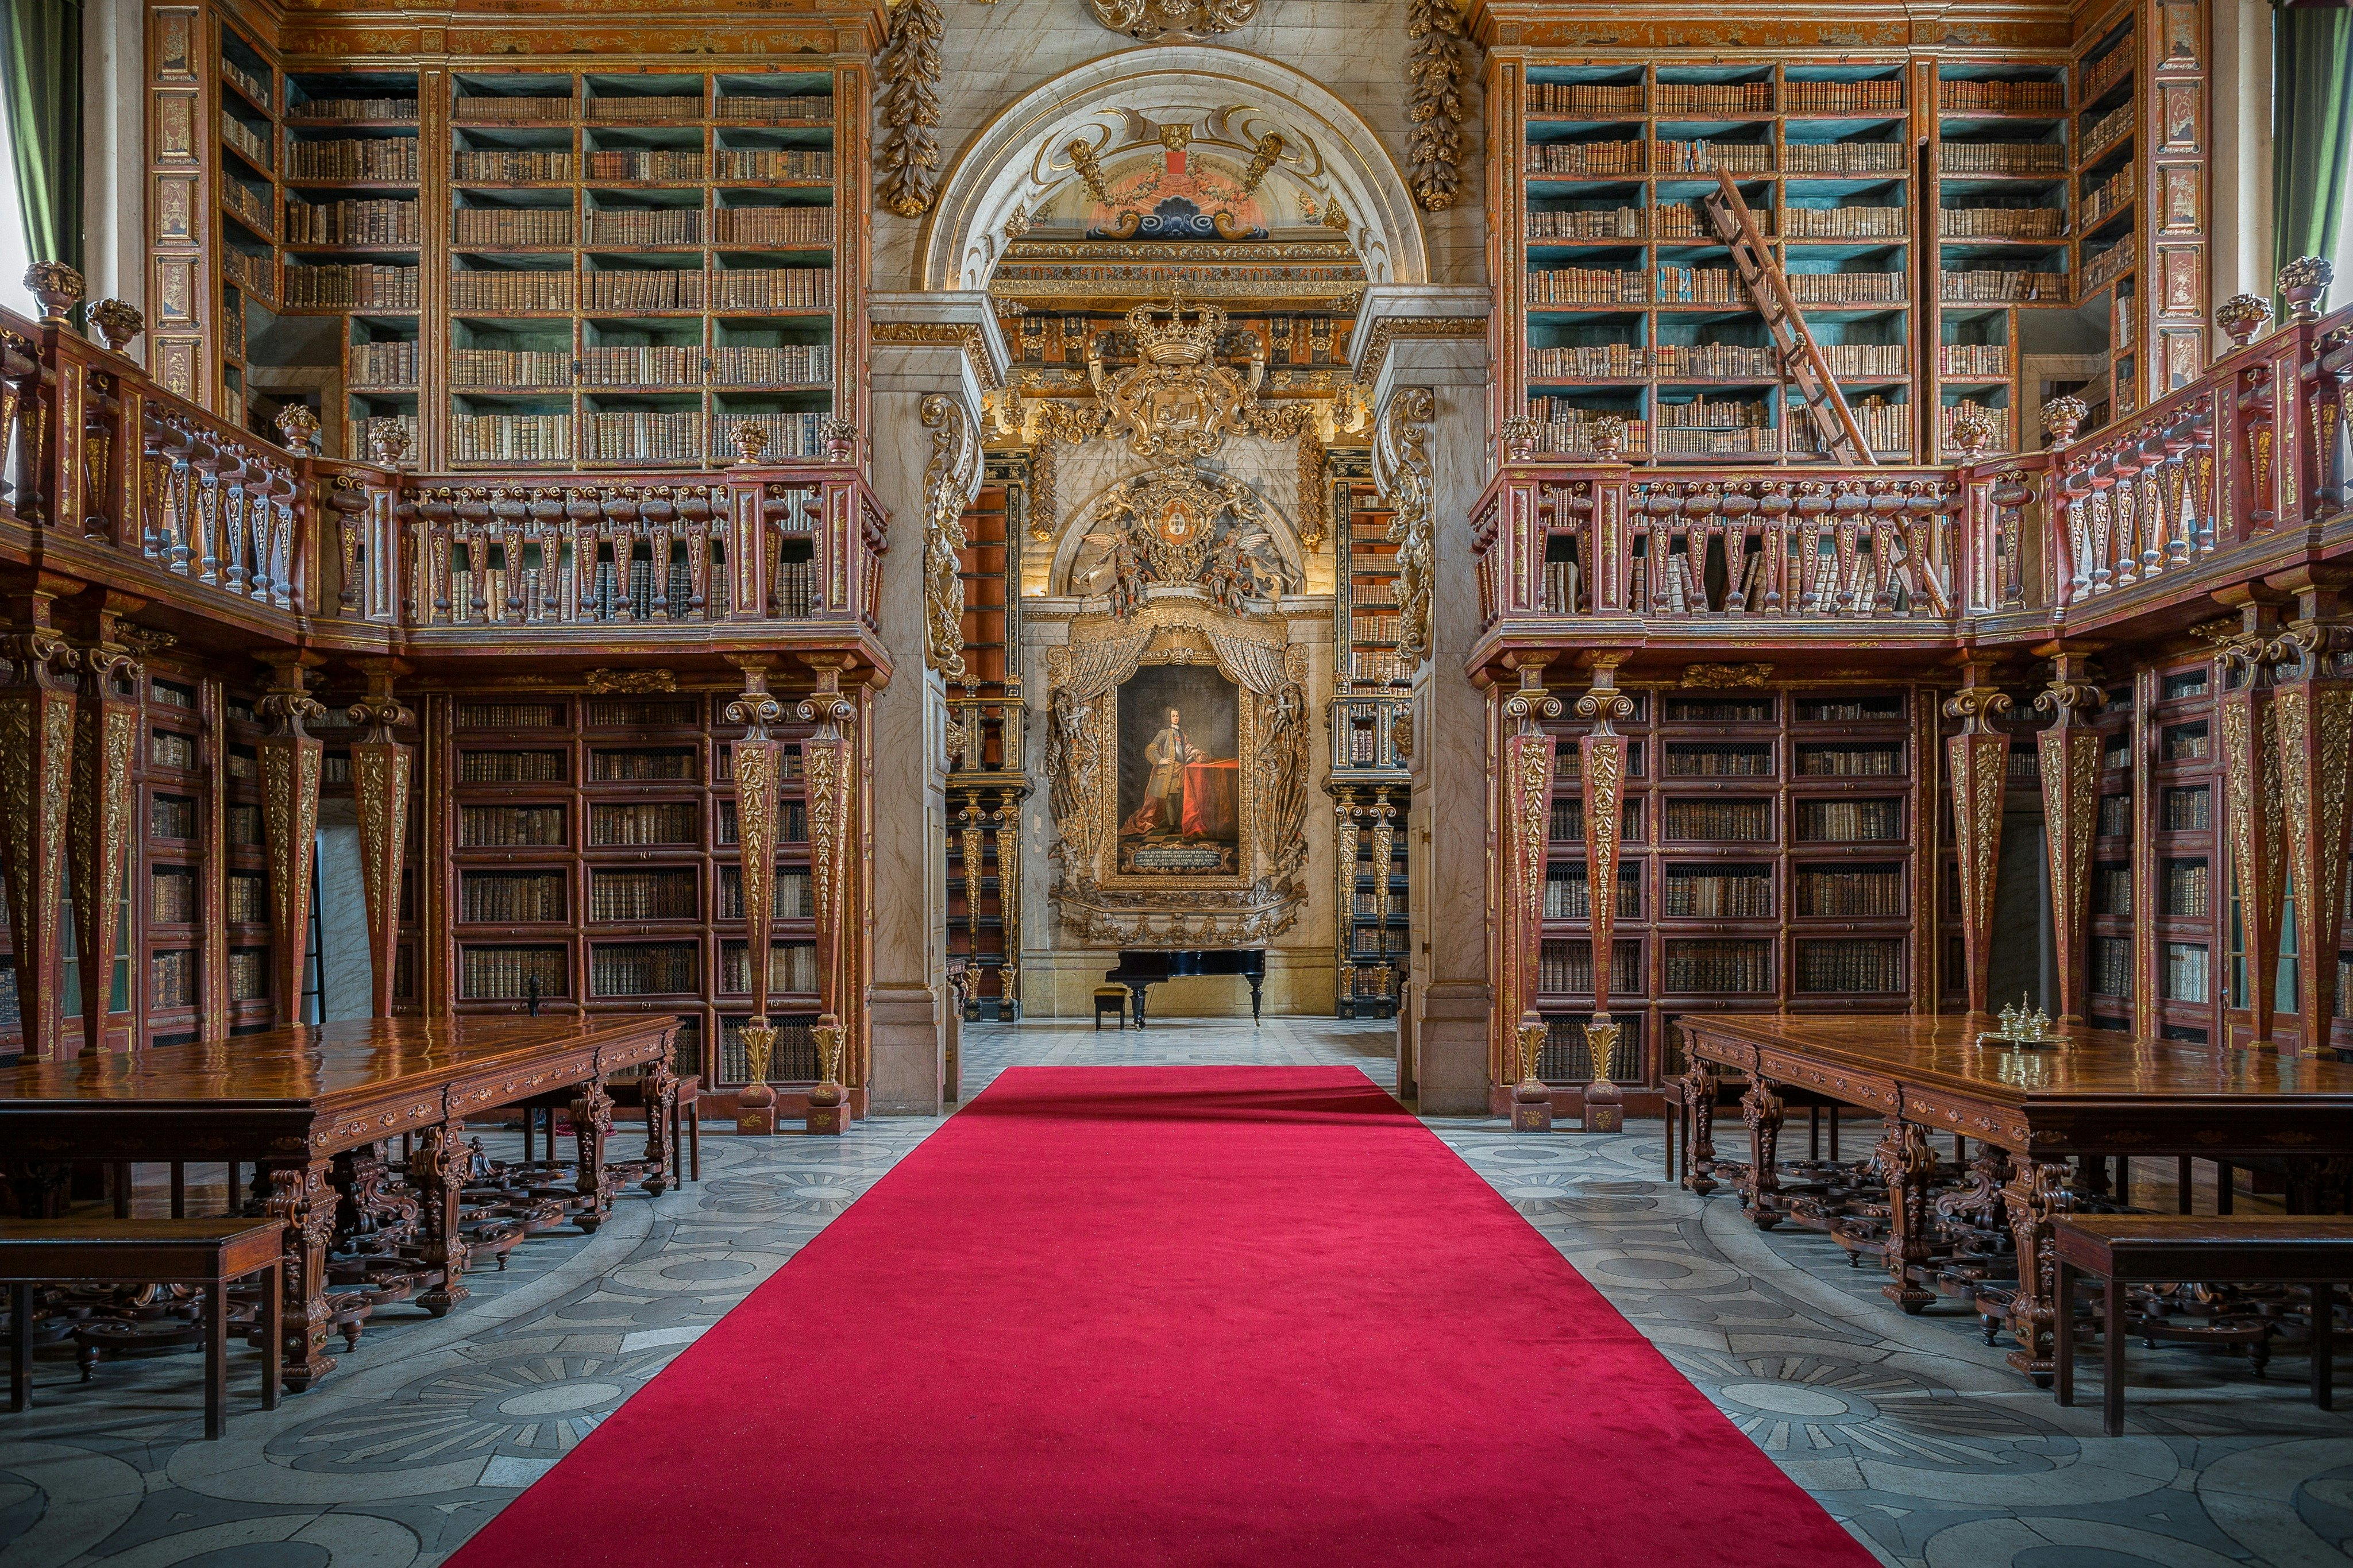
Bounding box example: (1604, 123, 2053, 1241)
(920, 393, 981, 679)
(1374, 386, 1436, 670)
(1943, 675, 2014, 1015)
(2032, 662, 2103, 1022)
(1084, 0, 1257, 40)
(257, 662, 327, 1027)
(798, 655, 861, 1025)
(348, 661, 414, 1018)
(877, 0, 945, 219)
(1091, 295, 1263, 464)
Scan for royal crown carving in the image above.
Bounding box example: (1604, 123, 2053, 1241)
(1090, 293, 1264, 462)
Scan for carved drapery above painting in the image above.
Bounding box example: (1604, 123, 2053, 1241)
(1045, 597, 1310, 946)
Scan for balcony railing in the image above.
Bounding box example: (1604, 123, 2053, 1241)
(0, 290, 888, 652)
(1472, 288, 2353, 644)
(946, 683, 1024, 778)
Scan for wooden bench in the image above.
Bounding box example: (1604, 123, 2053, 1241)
(2, 1218, 284, 1439)
(2054, 1214, 2353, 1434)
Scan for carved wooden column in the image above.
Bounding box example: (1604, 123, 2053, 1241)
(800, 652, 859, 1135)
(1368, 787, 1397, 1009)
(1944, 663, 2013, 1015)
(256, 657, 327, 1028)
(724, 654, 785, 1136)
(0, 576, 81, 1060)
(957, 792, 985, 1005)
(1577, 654, 1635, 1133)
(2268, 581, 2353, 1055)
(992, 795, 1021, 1018)
(67, 600, 149, 1055)
(2033, 651, 2105, 1024)
(346, 659, 412, 1018)
(1333, 788, 1363, 1014)
(1501, 659, 1559, 1133)
(2215, 591, 2288, 1046)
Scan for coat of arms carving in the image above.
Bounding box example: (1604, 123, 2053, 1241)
(1090, 293, 1263, 463)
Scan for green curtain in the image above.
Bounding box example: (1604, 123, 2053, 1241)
(2273, 0, 2353, 302)
(0, 0, 82, 273)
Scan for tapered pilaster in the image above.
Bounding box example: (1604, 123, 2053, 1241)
(1944, 665, 2013, 1015)
(67, 600, 151, 1055)
(1577, 654, 1636, 1125)
(346, 660, 412, 1018)
(2268, 583, 2353, 1055)
(2033, 652, 2104, 1024)
(1499, 659, 1558, 1079)
(256, 656, 327, 1028)
(801, 652, 861, 1129)
(725, 654, 786, 1135)
(0, 576, 83, 1060)
(2215, 590, 2288, 1046)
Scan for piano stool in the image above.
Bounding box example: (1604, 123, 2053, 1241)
(1094, 987, 1131, 1030)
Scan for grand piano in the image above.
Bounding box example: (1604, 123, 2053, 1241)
(1104, 950, 1267, 1028)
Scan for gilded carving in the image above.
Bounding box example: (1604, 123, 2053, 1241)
(1084, 0, 1256, 40)
(1082, 464, 1296, 617)
(347, 663, 414, 1019)
(798, 656, 860, 1025)
(257, 665, 327, 1029)
(1576, 657, 1637, 1037)
(68, 632, 143, 1055)
(2032, 663, 2103, 1023)
(1405, 0, 1469, 211)
(0, 643, 74, 1058)
(1943, 676, 2013, 1015)
(877, 0, 944, 218)
(1090, 295, 1262, 464)
(920, 393, 981, 679)
(1678, 662, 1772, 688)
(1374, 387, 1435, 670)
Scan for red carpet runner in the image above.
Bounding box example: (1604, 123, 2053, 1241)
(452, 1067, 1873, 1566)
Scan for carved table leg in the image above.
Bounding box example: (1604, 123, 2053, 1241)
(2003, 1153, 2073, 1384)
(413, 1122, 471, 1317)
(1877, 1121, 1938, 1315)
(572, 1076, 616, 1231)
(639, 1056, 678, 1198)
(267, 1158, 340, 1391)
(1742, 1077, 1787, 1229)
(1680, 1063, 1719, 1196)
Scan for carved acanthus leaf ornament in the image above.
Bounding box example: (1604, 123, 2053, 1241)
(1374, 387, 1436, 670)
(877, 0, 945, 218)
(1084, 0, 1257, 41)
(920, 393, 981, 679)
(1091, 295, 1263, 462)
(1404, 0, 1469, 211)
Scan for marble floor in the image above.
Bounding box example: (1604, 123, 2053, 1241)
(2, 1016, 2348, 1567)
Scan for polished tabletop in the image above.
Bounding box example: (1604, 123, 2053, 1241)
(1679, 1013, 2353, 1104)
(0, 1017, 668, 1109)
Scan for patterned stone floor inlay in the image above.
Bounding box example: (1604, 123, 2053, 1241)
(3, 1015, 2348, 1567)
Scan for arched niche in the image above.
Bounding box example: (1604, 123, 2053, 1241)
(915, 45, 1428, 293)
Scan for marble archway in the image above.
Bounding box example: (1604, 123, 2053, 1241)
(913, 45, 1429, 293)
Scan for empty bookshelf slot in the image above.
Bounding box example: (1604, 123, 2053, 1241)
(1793, 799, 1901, 841)
(720, 1014, 816, 1082)
(720, 940, 819, 994)
(2160, 722, 2209, 762)
(2092, 936, 2133, 997)
(590, 867, 698, 921)
(591, 747, 699, 782)
(1795, 693, 1901, 722)
(2094, 863, 2132, 916)
(1793, 863, 1902, 917)
(460, 804, 568, 847)
(1664, 939, 1770, 992)
(2162, 858, 2209, 918)
(1542, 865, 1641, 920)
(226, 874, 267, 925)
(589, 801, 700, 846)
(1538, 1013, 1644, 1083)
(461, 944, 569, 999)
(1664, 741, 1773, 777)
(455, 700, 566, 729)
(584, 696, 702, 728)
(589, 940, 699, 997)
(1663, 799, 1772, 841)
(1795, 937, 1904, 993)
(1536, 939, 1642, 995)
(2161, 786, 2209, 831)
(1795, 741, 1902, 777)
(2162, 941, 2209, 1002)
(1662, 863, 1771, 917)
(151, 795, 198, 840)
(461, 748, 566, 783)
(1662, 695, 1772, 723)
(461, 869, 566, 923)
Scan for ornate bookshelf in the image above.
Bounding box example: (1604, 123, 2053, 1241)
(946, 472, 1027, 1021)
(151, 14, 872, 469)
(1329, 462, 1412, 1017)
(1536, 683, 1929, 1099)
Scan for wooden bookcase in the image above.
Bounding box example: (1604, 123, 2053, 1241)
(167, 15, 870, 468)
(1330, 462, 1413, 1016)
(436, 691, 817, 1090)
(946, 479, 1020, 1015)
(1542, 685, 1924, 1089)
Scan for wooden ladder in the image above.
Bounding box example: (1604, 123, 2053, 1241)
(1701, 170, 1876, 466)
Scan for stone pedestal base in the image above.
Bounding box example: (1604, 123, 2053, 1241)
(737, 1087, 779, 1137)
(1509, 1098, 1553, 1133)
(1583, 1084, 1625, 1134)
(805, 1102, 851, 1136)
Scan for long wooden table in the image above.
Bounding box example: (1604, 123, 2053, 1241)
(0, 1017, 677, 1391)
(1672, 1014, 2353, 1381)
